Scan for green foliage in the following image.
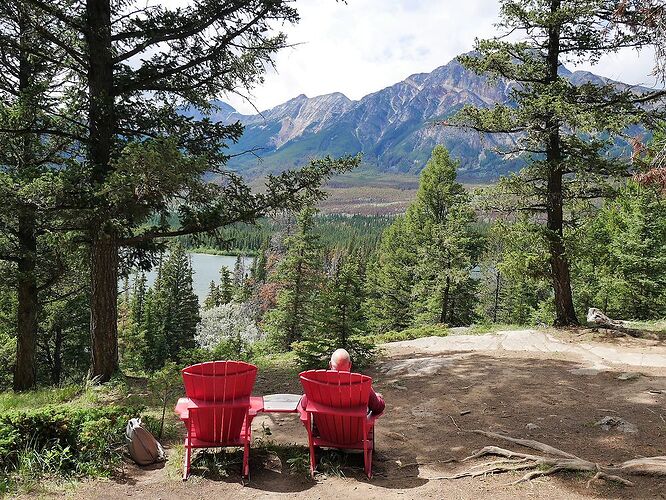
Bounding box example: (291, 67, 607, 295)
(476, 218, 553, 325)
(180, 214, 392, 256)
(366, 145, 479, 331)
(364, 217, 416, 333)
(0, 404, 141, 490)
(370, 324, 450, 344)
(148, 362, 181, 440)
(142, 244, 200, 370)
(263, 206, 323, 349)
(294, 252, 374, 368)
(452, 0, 665, 325)
(0, 330, 15, 390)
(572, 182, 666, 320)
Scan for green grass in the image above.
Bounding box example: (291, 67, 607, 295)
(371, 324, 450, 344)
(0, 385, 84, 413)
(467, 323, 527, 335)
(625, 319, 666, 337)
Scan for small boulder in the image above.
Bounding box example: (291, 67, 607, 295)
(595, 416, 638, 433)
(617, 372, 641, 381)
(526, 423, 539, 431)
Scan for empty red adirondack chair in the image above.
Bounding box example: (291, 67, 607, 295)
(175, 361, 261, 480)
(297, 370, 383, 478)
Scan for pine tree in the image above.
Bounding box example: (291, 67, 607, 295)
(160, 245, 200, 361)
(203, 281, 220, 310)
(219, 268, 234, 305)
(251, 238, 270, 283)
(407, 146, 479, 326)
(119, 273, 147, 371)
(142, 245, 200, 370)
(19, 0, 358, 382)
(364, 216, 416, 333)
(295, 252, 373, 368)
(574, 182, 666, 319)
(263, 207, 322, 349)
(451, 0, 665, 326)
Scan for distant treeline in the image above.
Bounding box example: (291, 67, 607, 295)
(178, 214, 393, 255)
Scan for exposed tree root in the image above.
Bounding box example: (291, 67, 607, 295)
(439, 429, 666, 487)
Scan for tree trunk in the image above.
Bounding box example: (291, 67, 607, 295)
(13, 23, 39, 391)
(493, 270, 501, 323)
(52, 324, 63, 385)
(89, 233, 119, 382)
(545, 0, 578, 327)
(86, 0, 119, 380)
(14, 208, 38, 391)
(440, 274, 450, 324)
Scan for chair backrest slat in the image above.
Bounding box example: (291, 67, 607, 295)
(299, 370, 372, 445)
(182, 361, 257, 443)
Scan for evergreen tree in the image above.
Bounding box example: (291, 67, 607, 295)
(20, 0, 358, 382)
(203, 281, 220, 310)
(364, 217, 416, 333)
(295, 252, 373, 368)
(451, 0, 665, 326)
(0, 1, 79, 390)
(251, 238, 270, 283)
(263, 207, 322, 349)
(219, 268, 234, 305)
(119, 273, 148, 371)
(573, 182, 666, 319)
(407, 146, 479, 326)
(142, 245, 200, 370)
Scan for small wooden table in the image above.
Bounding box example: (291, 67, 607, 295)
(260, 393, 302, 413)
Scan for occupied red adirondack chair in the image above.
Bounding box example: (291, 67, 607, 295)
(174, 361, 261, 480)
(297, 370, 383, 478)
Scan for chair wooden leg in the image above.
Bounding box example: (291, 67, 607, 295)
(243, 439, 250, 479)
(183, 439, 191, 481)
(307, 415, 316, 478)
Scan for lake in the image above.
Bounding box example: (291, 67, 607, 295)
(141, 253, 254, 304)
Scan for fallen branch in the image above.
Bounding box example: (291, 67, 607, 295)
(440, 430, 666, 487)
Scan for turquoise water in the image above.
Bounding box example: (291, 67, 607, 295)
(141, 253, 254, 304)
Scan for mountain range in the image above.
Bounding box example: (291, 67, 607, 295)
(208, 55, 639, 182)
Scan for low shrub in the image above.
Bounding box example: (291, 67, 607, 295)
(0, 403, 142, 491)
(371, 324, 450, 344)
(292, 335, 376, 370)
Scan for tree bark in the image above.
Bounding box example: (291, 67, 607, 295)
(493, 270, 501, 323)
(440, 274, 450, 324)
(89, 233, 119, 381)
(13, 16, 39, 391)
(545, 0, 578, 326)
(85, 0, 120, 380)
(52, 324, 62, 385)
(14, 207, 38, 390)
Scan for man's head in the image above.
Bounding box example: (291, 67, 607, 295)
(329, 348, 352, 372)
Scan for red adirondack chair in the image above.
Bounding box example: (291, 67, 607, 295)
(175, 361, 262, 480)
(297, 370, 383, 478)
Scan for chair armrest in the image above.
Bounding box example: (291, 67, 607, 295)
(174, 397, 191, 420)
(296, 395, 308, 422)
(249, 396, 264, 417)
(302, 400, 368, 418)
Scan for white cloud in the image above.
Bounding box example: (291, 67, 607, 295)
(217, 0, 660, 114)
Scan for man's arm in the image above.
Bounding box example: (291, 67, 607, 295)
(368, 388, 385, 415)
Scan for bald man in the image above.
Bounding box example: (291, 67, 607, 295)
(303, 348, 385, 415)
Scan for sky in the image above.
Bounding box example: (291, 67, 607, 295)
(222, 0, 660, 114)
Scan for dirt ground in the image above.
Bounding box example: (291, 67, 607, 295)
(65, 330, 666, 499)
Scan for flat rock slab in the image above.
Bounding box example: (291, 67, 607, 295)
(380, 354, 469, 377)
(384, 330, 666, 370)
